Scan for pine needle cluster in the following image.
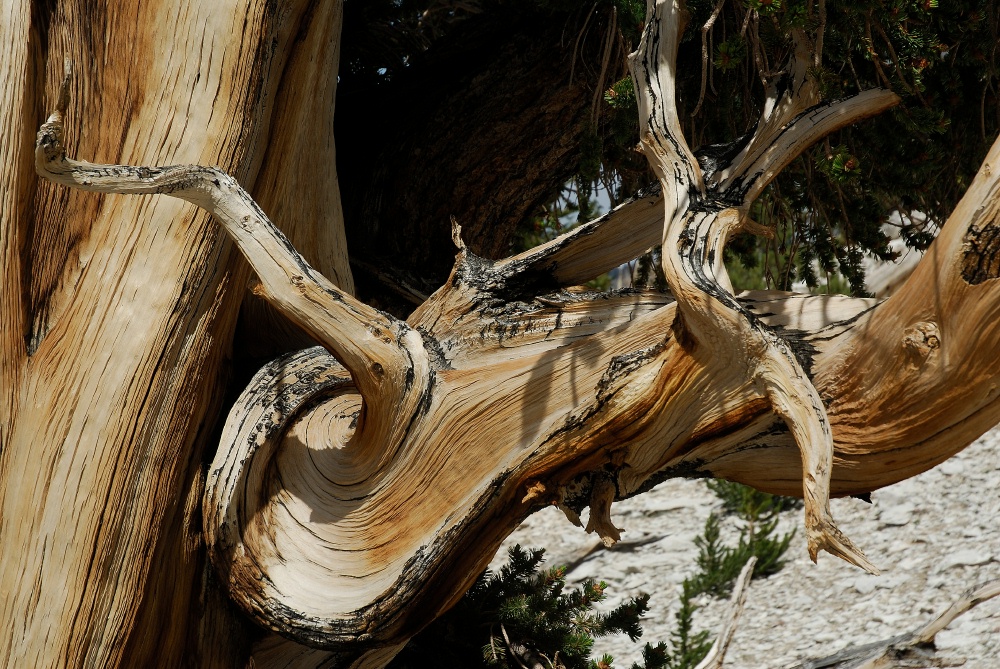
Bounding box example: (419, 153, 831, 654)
(390, 545, 657, 669)
(690, 480, 800, 597)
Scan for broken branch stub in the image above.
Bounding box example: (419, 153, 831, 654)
(629, 0, 876, 573)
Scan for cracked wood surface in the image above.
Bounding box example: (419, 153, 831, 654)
(8, 0, 1000, 667)
(37, 104, 1000, 660)
(1, 1, 348, 667)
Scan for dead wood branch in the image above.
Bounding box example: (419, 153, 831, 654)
(695, 557, 757, 669)
(787, 579, 1000, 669)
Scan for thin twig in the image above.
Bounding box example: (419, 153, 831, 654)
(871, 14, 923, 102)
(863, 17, 894, 90)
(693, 0, 728, 118)
(591, 7, 617, 127)
(569, 4, 598, 85)
(814, 0, 827, 68)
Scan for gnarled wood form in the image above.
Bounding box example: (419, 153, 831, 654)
(2, 1, 349, 667)
(628, 0, 896, 573)
(13, 0, 1000, 667)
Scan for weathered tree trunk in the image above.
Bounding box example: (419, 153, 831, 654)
(6, 0, 1000, 668)
(1, 1, 349, 666)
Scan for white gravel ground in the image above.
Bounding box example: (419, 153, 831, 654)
(494, 425, 1000, 667)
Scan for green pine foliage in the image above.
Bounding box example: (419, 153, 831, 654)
(690, 480, 799, 597)
(340, 2, 998, 295)
(391, 479, 800, 668)
(389, 545, 656, 669)
(556, 0, 997, 295)
(662, 581, 714, 669)
(392, 478, 800, 669)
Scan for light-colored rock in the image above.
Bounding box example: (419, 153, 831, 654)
(877, 503, 914, 527)
(852, 575, 881, 595)
(938, 549, 994, 571)
(494, 425, 1000, 668)
(939, 458, 966, 476)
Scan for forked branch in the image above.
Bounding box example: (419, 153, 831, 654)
(629, 0, 879, 573)
(717, 88, 899, 204)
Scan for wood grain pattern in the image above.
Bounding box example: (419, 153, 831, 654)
(7, 0, 1000, 667)
(2, 1, 347, 667)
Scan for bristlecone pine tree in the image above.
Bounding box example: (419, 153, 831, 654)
(3, 0, 999, 667)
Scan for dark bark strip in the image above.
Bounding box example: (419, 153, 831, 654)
(962, 223, 1000, 285)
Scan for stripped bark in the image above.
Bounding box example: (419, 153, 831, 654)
(8, 0, 1000, 667)
(2, 1, 348, 667)
(627, 0, 893, 572)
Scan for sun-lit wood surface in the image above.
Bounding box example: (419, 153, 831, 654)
(6, 0, 1000, 667)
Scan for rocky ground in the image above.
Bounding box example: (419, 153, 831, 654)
(493, 426, 1000, 667)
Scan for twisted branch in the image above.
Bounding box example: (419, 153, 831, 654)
(629, 0, 885, 573)
(35, 67, 429, 448)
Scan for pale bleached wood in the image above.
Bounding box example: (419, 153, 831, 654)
(483, 78, 896, 297)
(238, 0, 355, 361)
(629, 0, 879, 573)
(20, 2, 1000, 668)
(35, 72, 429, 450)
(0, 0, 33, 454)
(35, 126, 1000, 662)
(720, 88, 900, 206)
(786, 579, 1000, 669)
(491, 184, 664, 292)
(694, 557, 756, 669)
(2, 1, 352, 667)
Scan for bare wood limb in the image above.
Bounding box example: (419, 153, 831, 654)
(491, 184, 664, 293)
(694, 557, 757, 669)
(630, 0, 704, 203)
(703, 21, 899, 203)
(501, 624, 547, 669)
(787, 579, 1000, 669)
(21, 5, 1000, 666)
(718, 88, 900, 205)
(488, 90, 895, 300)
(629, 0, 876, 573)
(35, 70, 429, 440)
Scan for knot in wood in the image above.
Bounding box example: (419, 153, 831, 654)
(366, 324, 394, 345)
(902, 321, 940, 359)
